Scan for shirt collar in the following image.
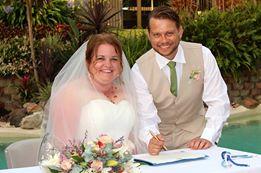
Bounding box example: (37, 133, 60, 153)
(155, 44, 186, 69)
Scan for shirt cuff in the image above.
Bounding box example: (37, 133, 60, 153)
(200, 127, 220, 144)
(143, 129, 161, 146)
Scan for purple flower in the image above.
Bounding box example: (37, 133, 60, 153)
(67, 0, 74, 8)
(3, 5, 14, 14)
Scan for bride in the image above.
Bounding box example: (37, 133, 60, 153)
(41, 33, 145, 154)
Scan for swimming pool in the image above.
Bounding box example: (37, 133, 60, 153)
(218, 120, 261, 154)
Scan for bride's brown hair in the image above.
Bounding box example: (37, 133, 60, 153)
(85, 33, 123, 68)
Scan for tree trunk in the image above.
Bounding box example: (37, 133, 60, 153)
(26, 0, 40, 90)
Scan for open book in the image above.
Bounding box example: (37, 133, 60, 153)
(134, 150, 208, 166)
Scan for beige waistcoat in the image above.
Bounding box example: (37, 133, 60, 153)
(137, 41, 206, 149)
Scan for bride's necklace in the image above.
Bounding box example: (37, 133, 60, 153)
(88, 76, 119, 103)
(103, 85, 118, 103)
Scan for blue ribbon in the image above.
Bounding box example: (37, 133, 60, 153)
(221, 151, 249, 168)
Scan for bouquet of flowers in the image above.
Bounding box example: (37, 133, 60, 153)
(40, 134, 140, 173)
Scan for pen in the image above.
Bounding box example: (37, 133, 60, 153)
(231, 154, 253, 158)
(149, 130, 168, 151)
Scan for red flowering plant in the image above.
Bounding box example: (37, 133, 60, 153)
(14, 74, 35, 102)
(40, 134, 140, 173)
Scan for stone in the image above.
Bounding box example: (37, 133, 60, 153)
(20, 111, 43, 129)
(244, 82, 254, 90)
(251, 88, 261, 97)
(231, 97, 242, 104)
(231, 102, 240, 108)
(241, 97, 259, 109)
(250, 76, 259, 82)
(7, 108, 27, 127)
(23, 102, 43, 113)
(239, 90, 250, 97)
(3, 87, 17, 96)
(233, 83, 244, 90)
(0, 87, 4, 96)
(256, 82, 261, 89)
(255, 95, 261, 103)
(4, 100, 22, 111)
(229, 90, 240, 97)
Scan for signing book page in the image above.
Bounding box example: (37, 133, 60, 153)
(134, 150, 208, 166)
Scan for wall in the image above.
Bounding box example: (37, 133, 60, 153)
(224, 68, 261, 105)
(0, 77, 21, 114)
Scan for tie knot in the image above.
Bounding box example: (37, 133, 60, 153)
(167, 61, 176, 69)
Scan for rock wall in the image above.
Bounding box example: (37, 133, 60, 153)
(0, 77, 22, 115)
(224, 69, 261, 108)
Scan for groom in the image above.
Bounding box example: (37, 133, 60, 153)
(131, 6, 230, 155)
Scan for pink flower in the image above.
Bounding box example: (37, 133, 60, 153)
(60, 159, 73, 171)
(90, 160, 103, 171)
(194, 74, 200, 80)
(98, 135, 113, 144)
(113, 140, 123, 149)
(189, 70, 201, 80)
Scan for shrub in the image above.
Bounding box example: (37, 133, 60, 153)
(76, 0, 121, 39)
(0, 0, 74, 28)
(0, 36, 33, 76)
(118, 29, 151, 67)
(13, 73, 38, 102)
(37, 33, 76, 84)
(0, 22, 26, 40)
(182, 2, 261, 79)
(35, 81, 52, 102)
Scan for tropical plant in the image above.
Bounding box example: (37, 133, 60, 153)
(168, 0, 198, 14)
(118, 29, 151, 67)
(13, 73, 38, 102)
(37, 33, 74, 83)
(215, 0, 243, 11)
(0, 0, 74, 28)
(35, 81, 52, 102)
(0, 36, 33, 76)
(182, 2, 261, 79)
(67, 18, 85, 50)
(76, 0, 122, 39)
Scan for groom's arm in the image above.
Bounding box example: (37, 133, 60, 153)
(131, 63, 163, 153)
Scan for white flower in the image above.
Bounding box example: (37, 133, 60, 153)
(122, 161, 141, 173)
(101, 167, 112, 173)
(41, 153, 61, 168)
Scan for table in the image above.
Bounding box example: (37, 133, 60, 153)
(0, 146, 260, 173)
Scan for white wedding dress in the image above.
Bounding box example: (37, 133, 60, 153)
(76, 99, 135, 142)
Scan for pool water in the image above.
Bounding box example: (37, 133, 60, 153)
(0, 144, 8, 169)
(218, 120, 261, 154)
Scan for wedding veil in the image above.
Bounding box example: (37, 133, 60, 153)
(41, 35, 146, 154)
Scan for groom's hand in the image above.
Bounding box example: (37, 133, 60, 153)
(187, 137, 212, 150)
(148, 134, 165, 155)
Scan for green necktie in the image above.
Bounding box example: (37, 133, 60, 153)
(167, 61, 177, 96)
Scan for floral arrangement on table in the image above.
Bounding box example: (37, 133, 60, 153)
(40, 134, 140, 173)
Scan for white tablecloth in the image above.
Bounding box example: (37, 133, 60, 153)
(138, 146, 261, 173)
(0, 146, 260, 173)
